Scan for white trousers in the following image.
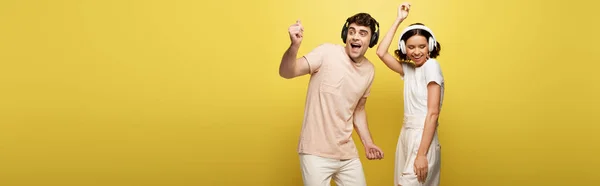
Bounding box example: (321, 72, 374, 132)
(394, 115, 441, 186)
(299, 154, 367, 186)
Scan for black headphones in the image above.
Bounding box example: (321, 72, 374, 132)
(341, 19, 380, 48)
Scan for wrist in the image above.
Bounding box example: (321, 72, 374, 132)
(290, 43, 300, 50)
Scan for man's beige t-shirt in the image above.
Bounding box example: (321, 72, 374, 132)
(297, 43, 375, 160)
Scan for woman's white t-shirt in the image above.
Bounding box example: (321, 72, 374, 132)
(400, 59, 445, 116)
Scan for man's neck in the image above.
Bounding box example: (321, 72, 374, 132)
(343, 47, 366, 64)
(351, 56, 366, 64)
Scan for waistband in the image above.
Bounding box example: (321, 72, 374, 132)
(403, 114, 427, 129)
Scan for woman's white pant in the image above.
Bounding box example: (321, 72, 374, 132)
(394, 115, 441, 186)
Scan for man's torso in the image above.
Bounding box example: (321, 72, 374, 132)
(298, 44, 374, 160)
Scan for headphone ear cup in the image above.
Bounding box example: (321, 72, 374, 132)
(369, 32, 378, 48)
(341, 24, 348, 43)
(429, 37, 435, 52)
(399, 40, 406, 54)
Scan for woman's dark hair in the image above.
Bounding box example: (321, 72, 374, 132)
(394, 23, 441, 62)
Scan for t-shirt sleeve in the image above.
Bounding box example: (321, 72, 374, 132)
(400, 62, 408, 80)
(424, 59, 444, 86)
(362, 69, 375, 98)
(302, 43, 330, 74)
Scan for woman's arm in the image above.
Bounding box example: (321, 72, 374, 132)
(376, 2, 410, 76)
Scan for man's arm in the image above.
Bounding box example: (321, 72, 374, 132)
(279, 20, 312, 79)
(278, 44, 311, 79)
(353, 97, 383, 160)
(353, 97, 374, 145)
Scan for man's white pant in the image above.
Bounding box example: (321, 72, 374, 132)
(299, 154, 367, 186)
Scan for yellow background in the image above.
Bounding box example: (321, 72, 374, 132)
(1, 0, 599, 185)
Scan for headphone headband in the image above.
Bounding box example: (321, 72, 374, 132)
(399, 25, 437, 42)
(398, 25, 437, 53)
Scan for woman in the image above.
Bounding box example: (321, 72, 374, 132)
(376, 2, 444, 186)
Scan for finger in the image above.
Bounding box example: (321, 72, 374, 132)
(290, 27, 302, 33)
(419, 169, 424, 183)
(421, 168, 426, 182)
(413, 165, 417, 177)
(421, 168, 427, 183)
(290, 30, 300, 37)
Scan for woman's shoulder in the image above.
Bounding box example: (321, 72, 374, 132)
(423, 58, 443, 71)
(424, 58, 440, 66)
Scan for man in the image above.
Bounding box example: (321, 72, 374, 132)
(278, 12, 384, 186)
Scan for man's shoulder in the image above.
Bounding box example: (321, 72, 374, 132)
(312, 43, 344, 50)
(362, 58, 376, 70)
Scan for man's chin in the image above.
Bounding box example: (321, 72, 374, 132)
(348, 52, 361, 59)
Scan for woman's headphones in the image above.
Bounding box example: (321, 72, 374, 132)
(341, 20, 380, 48)
(398, 25, 437, 54)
